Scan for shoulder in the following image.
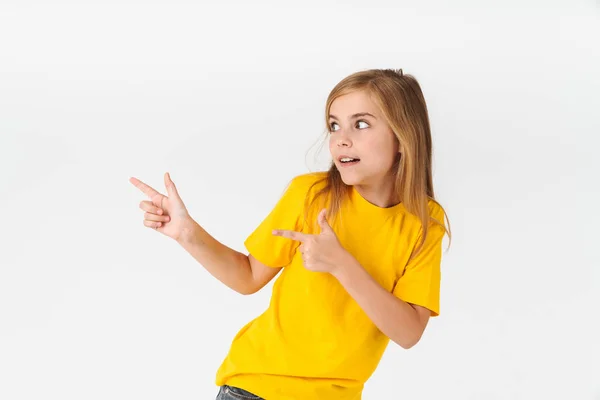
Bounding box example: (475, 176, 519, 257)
(289, 171, 328, 186)
(270, 172, 329, 208)
(402, 199, 446, 227)
(402, 199, 447, 235)
(286, 171, 328, 194)
(427, 199, 446, 222)
(425, 199, 448, 238)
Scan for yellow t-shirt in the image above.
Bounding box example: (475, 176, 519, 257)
(215, 172, 446, 399)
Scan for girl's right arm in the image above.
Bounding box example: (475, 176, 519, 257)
(130, 172, 280, 295)
(177, 219, 281, 295)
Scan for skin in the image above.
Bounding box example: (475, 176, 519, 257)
(328, 89, 400, 208)
(129, 89, 430, 349)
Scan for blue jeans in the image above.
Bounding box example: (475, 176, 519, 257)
(215, 385, 264, 400)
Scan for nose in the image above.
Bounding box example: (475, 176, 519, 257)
(336, 130, 352, 147)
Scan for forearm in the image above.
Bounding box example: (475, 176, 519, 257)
(176, 218, 255, 294)
(332, 256, 425, 349)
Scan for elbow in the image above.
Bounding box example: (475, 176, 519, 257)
(393, 333, 423, 350)
(237, 286, 259, 296)
(395, 339, 419, 350)
(398, 340, 418, 350)
(235, 279, 264, 295)
(232, 254, 261, 295)
(233, 283, 260, 295)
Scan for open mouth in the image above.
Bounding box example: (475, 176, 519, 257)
(338, 157, 360, 166)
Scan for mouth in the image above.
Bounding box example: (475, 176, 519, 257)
(337, 156, 360, 166)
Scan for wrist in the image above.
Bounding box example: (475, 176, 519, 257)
(330, 251, 359, 281)
(176, 218, 201, 245)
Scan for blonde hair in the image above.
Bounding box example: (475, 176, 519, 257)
(305, 68, 451, 257)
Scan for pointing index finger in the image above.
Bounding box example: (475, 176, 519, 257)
(129, 177, 165, 204)
(272, 229, 308, 242)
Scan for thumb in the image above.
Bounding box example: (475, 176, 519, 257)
(164, 172, 181, 199)
(317, 208, 333, 233)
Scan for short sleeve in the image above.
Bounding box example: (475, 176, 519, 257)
(392, 203, 446, 317)
(244, 176, 309, 268)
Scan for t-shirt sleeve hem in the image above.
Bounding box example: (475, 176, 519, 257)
(395, 293, 440, 317)
(244, 236, 287, 269)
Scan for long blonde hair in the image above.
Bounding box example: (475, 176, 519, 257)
(305, 68, 451, 257)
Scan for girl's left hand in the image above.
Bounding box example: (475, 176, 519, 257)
(272, 209, 350, 274)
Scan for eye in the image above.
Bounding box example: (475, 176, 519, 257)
(329, 122, 340, 132)
(356, 120, 369, 129)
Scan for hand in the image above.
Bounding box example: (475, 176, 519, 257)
(272, 209, 350, 274)
(129, 172, 193, 241)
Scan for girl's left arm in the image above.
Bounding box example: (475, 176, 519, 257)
(331, 255, 431, 349)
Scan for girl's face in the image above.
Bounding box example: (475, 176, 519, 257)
(328, 90, 399, 188)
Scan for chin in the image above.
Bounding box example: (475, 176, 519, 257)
(338, 171, 363, 186)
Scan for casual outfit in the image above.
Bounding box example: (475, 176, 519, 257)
(214, 172, 445, 399)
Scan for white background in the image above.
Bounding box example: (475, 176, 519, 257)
(1, 1, 598, 399)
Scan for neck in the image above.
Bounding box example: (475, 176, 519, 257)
(354, 177, 400, 208)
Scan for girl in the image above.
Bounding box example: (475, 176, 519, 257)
(130, 68, 451, 400)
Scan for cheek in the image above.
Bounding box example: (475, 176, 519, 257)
(380, 150, 398, 168)
(381, 132, 399, 161)
(368, 135, 395, 155)
(328, 133, 338, 148)
(369, 138, 398, 169)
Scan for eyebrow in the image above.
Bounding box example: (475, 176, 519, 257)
(329, 112, 377, 120)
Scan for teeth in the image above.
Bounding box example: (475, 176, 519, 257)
(340, 157, 358, 162)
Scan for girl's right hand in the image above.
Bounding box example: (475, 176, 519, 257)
(129, 172, 193, 242)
